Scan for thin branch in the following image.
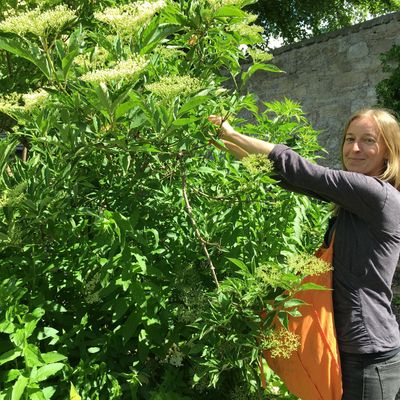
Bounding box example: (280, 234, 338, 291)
(181, 168, 220, 288)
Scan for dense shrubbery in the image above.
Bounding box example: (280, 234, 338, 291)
(0, 0, 329, 398)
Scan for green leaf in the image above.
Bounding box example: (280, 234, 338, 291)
(0, 232, 9, 241)
(95, 83, 112, 115)
(11, 375, 28, 400)
(121, 310, 142, 345)
(178, 96, 208, 115)
(299, 282, 331, 291)
(70, 383, 81, 400)
(140, 23, 181, 55)
(30, 363, 64, 383)
(227, 257, 250, 274)
(0, 35, 51, 78)
(41, 351, 67, 363)
(283, 298, 307, 308)
(0, 348, 22, 366)
(214, 6, 246, 18)
(242, 63, 282, 86)
(172, 117, 198, 126)
(24, 344, 44, 368)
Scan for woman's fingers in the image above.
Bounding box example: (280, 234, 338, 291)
(208, 115, 234, 137)
(208, 115, 222, 126)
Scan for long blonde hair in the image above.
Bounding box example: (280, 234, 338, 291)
(341, 108, 400, 190)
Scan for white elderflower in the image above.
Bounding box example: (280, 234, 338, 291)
(74, 47, 110, 69)
(164, 344, 184, 367)
(229, 23, 264, 43)
(206, 0, 243, 10)
(80, 55, 148, 84)
(94, 0, 166, 35)
(248, 48, 273, 63)
(0, 5, 76, 37)
(145, 75, 202, 100)
(0, 89, 48, 115)
(287, 253, 332, 276)
(22, 89, 49, 111)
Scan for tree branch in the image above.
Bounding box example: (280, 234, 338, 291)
(181, 168, 220, 288)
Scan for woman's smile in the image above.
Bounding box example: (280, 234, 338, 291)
(342, 116, 388, 176)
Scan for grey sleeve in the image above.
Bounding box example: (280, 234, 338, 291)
(268, 144, 388, 222)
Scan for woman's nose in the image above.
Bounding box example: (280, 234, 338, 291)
(351, 141, 361, 152)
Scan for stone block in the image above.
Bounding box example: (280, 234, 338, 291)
(347, 42, 369, 60)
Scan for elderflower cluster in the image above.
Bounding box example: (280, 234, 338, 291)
(0, 5, 76, 37)
(287, 253, 332, 276)
(256, 264, 285, 289)
(164, 344, 184, 367)
(22, 89, 49, 111)
(241, 154, 273, 175)
(94, 0, 166, 36)
(156, 46, 186, 61)
(74, 47, 110, 69)
(248, 48, 273, 63)
(229, 23, 264, 42)
(262, 328, 300, 359)
(145, 75, 202, 100)
(80, 56, 148, 84)
(0, 89, 49, 115)
(206, 0, 243, 10)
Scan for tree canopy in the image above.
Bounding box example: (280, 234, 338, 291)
(248, 0, 400, 45)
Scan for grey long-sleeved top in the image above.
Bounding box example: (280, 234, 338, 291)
(268, 144, 400, 354)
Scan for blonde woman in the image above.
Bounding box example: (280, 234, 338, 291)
(209, 108, 400, 400)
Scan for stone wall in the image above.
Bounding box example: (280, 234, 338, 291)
(246, 12, 400, 167)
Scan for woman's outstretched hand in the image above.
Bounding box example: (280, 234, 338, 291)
(207, 114, 275, 158)
(207, 115, 249, 159)
(207, 115, 236, 139)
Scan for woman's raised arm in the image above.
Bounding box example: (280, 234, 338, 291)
(208, 115, 275, 158)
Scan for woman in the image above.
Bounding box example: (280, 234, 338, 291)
(209, 108, 400, 400)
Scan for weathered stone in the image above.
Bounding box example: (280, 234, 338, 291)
(347, 41, 369, 60)
(249, 11, 400, 166)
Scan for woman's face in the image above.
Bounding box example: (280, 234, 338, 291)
(342, 116, 388, 177)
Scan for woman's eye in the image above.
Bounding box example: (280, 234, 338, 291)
(345, 137, 354, 143)
(365, 138, 376, 144)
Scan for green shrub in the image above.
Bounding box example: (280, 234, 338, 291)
(0, 1, 329, 398)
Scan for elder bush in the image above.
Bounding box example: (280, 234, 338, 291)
(0, 0, 329, 398)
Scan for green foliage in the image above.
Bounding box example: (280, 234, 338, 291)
(248, 0, 400, 44)
(376, 44, 400, 115)
(0, 0, 330, 398)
